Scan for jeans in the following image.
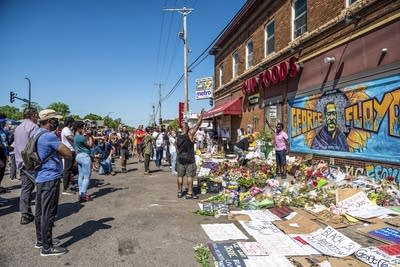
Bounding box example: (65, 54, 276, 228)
(9, 153, 17, 180)
(35, 179, 60, 251)
(19, 169, 35, 218)
(98, 157, 113, 175)
(155, 146, 163, 167)
(62, 152, 75, 190)
(170, 151, 177, 175)
(76, 153, 92, 195)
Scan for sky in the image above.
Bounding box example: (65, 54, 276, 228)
(0, 0, 246, 126)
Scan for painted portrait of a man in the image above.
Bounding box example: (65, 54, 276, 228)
(311, 102, 349, 151)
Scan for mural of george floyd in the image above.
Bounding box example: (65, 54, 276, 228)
(289, 74, 400, 164)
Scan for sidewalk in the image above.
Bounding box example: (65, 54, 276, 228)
(0, 158, 215, 266)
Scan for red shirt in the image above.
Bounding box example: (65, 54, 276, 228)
(135, 129, 145, 144)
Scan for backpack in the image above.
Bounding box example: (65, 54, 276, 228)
(22, 130, 54, 171)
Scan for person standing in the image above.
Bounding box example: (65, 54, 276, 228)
(134, 125, 146, 162)
(119, 126, 130, 173)
(143, 127, 153, 175)
(265, 120, 289, 179)
(13, 107, 39, 224)
(153, 127, 164, 168)
(0, 115, 9, 194)
(61, 117, 76, 195)
(168, 130, 177, 176)
(34, 109, 72, 256)
(176, 109, 205, 199)
(73, 121, 94, 202)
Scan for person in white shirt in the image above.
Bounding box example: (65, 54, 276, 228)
(152, 126, 165, 167)
(61, 117, 76, 195)
(168, 130, 177, 175)
(195, 128, 206, 152)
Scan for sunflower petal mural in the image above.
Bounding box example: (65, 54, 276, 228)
(289, 74, 400, 164)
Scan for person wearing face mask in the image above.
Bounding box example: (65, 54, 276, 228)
(266, 119, 289, 179)
(34, 109, 72, 256)
(93, 135, 115, 176)
(73, 121, 94, 202)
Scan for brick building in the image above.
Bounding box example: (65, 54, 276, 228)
(204, 0, 400, 180)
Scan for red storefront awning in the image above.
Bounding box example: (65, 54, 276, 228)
(203, 97, 242, 120)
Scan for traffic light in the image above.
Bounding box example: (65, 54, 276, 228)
(9, 91, 16, 103)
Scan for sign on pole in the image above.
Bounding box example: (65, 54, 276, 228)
(195, 77, 213, 100)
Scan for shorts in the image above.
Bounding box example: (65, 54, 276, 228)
(176, 162, 197, 178)
(120, 148, 130, 160)
(276, 150, 287, 165)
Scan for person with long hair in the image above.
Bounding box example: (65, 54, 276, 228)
(73, 121, 94, 202)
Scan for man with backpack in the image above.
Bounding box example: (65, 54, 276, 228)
(33, 109, 72, 256)
(14, 107, 39, 225)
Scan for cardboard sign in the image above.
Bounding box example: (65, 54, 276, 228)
(379, 244, 400, 256)
(273, 214, 321, 234)
(302, 226, 361, 257)
(237, 242, 269, 256)
(208, 242, 247, 266)
(347, 206, 398, 219)
(368, 228, 400, 244)
(355, 247, 400, 267)
(201, 223, 248, 241)
(314, 209, 352, 228)
(337, 191, 371, 212)
(269, 206, 294, 218)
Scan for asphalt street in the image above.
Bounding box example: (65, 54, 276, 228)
(0, 159, 218, 267)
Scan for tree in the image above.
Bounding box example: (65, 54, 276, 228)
(0, 105, 23, 120)
(84, 113, 103, 121)
(22, 102, 42, 111)
(168, 118, 179, 131)
(70, 114, 82, 120)
(47, 102, 70, 117)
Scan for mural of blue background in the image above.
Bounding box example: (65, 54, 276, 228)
(289, 74, 400, 164)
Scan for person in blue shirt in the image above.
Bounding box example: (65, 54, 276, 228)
(93, 135, 115, 176)
(34, 109, 72, 256)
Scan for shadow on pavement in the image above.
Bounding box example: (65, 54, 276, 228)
(56, 217, 114, 248)
(56, 202, 84, 221)
(0, 196, 19, 217)
(91, 187, 127, 200)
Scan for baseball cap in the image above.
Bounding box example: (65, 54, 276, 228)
(38, 109, 63, 121)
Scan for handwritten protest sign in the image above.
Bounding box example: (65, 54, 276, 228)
(368, 228, 400, 244)
(355, 247, 400, 267)
(237, 242, 269, 256)
(302, 226, 361, 257)
(208, 242, 247, 267)
(201, 223, 248, 241)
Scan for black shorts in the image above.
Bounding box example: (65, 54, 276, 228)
(136, 143, 143, 154)
(276, 150, 286, 165)
(120, 148, 130, 160)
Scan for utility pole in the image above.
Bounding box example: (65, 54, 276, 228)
(155, 82, 163, 125)
(164, 7, 193, 113)
(152, 104, 156, 126)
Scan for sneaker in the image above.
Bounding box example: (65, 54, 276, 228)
(20, 215, 34, 225)
(79, 194, 92, 202)
(40, 246, 67, 256)
(35, 238, 61, 249)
